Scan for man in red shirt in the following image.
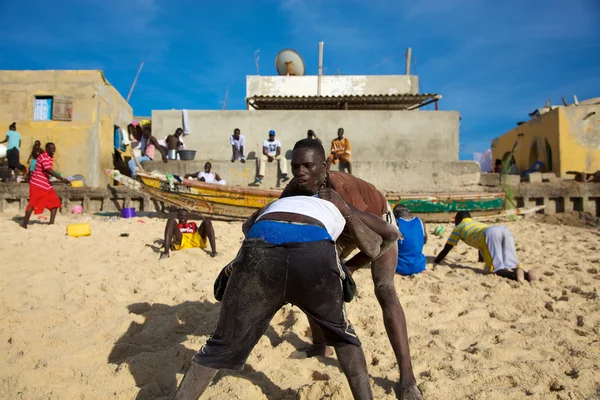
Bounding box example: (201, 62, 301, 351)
(22, 143, 70, 229)
(160, 209, 217, 259)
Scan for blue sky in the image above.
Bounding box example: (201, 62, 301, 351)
(1, 0, 599, 159)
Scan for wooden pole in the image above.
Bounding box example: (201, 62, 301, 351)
(317, 42, 324, 95)
(126, 61, 144, 103)
(405, 48, 412, 75)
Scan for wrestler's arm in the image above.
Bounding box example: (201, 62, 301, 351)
(342, 207, 383, 259)
(344, 209, 401, 272)
(318, 188, 384, 260)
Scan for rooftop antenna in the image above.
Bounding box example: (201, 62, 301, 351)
(275, 49, 306, 76)
(405, 47, 412, 75)
(222, 86, 229, 110)
(318, 42, 324, 95)
(126, 61, 144, 103)
(254, 50, 260, 75)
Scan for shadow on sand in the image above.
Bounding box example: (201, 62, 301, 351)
(108, 300, 332, 399)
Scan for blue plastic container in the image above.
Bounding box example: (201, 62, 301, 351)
(121, 207, 136, 218)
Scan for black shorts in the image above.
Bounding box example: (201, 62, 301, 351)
(193, 239, 360, 371)
(7, 148, 20, 169)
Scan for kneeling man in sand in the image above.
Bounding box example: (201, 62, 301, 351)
(160, 209, 217, 259)
(434, 211, 537, 282)
(172, 189, 384, 400)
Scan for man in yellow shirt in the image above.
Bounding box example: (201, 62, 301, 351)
(327, 127, 352, 174)
(434, 211, 536, 282)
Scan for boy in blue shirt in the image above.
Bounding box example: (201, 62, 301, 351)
(1, 122, 22, 182)
(394, 204, 427, 275)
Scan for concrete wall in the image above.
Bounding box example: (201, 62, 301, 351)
(151, 109, 460, 163)
(0, 70, 132, 187)
(560, 105, 600, 173)
(492, 108, 562, 176)
(141, 159, 481, 193)
(492, 105, 600, 178)
(246, 75, 419, 98)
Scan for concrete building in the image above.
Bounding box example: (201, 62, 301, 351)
(150, 73, 480, 193)
(246, 75, 420, 99)
(0, 70, 132, 186)
(492, 98, 600, 177)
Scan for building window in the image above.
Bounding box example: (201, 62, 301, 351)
(34, 96, 53, 121)
(33, 95, 74, 121)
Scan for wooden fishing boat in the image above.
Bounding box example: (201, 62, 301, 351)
(107, 169, 280, 220)
(106, 169, 506, 222)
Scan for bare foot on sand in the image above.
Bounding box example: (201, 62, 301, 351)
(303, 343, 334, 357)
(400, 383, 423, 400)
(516, 269, 525, 282)
(526, 269, 537, 282)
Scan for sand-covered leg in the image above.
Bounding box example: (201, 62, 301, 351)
(171, 361, 217, 400)
(371, 244, 422, 400)
(335, 343, 373, 400)
(303, 316, 334, 357)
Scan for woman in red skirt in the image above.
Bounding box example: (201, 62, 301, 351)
(23, 143, 70, 229)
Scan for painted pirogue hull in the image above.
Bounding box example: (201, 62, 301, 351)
(387, 193, 504, 213)
(106, 170, 504, 221)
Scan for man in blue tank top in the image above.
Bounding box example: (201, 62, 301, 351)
(394, 204, 427, 275)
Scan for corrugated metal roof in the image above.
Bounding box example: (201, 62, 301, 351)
(246, 93, 440, 110)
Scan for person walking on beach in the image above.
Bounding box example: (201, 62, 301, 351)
(394, 204, 427, 276)
(1, 123, 22, 182)
(229, 128, 246, 163)
(26, 140, 42, 180)
(272, 139, 422, 400)
(327, 127, 352, 174)
(257, 130, 289, 184)
(160, 209, 216, 259)
(434, 211, 537, 282)
(22, 143, 70, 229)
(173, 191, 380, 400)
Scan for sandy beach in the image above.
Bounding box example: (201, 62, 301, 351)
(0, 210, 599, 400)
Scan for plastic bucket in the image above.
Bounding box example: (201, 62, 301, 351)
(177, 150, 196, 160)
(122, 207, 136, 218)
(67, 223, 91, 237)
(0, 143, 6, 159)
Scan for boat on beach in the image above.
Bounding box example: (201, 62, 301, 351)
(106, 169, 506, 222)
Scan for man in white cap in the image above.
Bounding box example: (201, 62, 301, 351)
(257, 130, 289, 184)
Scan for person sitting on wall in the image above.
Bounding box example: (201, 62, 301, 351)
(307, 129, 321, 143)
(185, 162, 227, 185)
(326, 127, 352, 174)
(230, 128, 246, 163)
(257, 130, 289, 184)
(128, 123, 143, 158)
(165, 128, 185, 160)
(127, 126, 168, 179)
(160, 209, 217, 259)
(434, 211, 537, 282)
(394, 204, 427, 276)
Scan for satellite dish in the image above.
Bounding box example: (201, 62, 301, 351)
(275, 49, 306, 76)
